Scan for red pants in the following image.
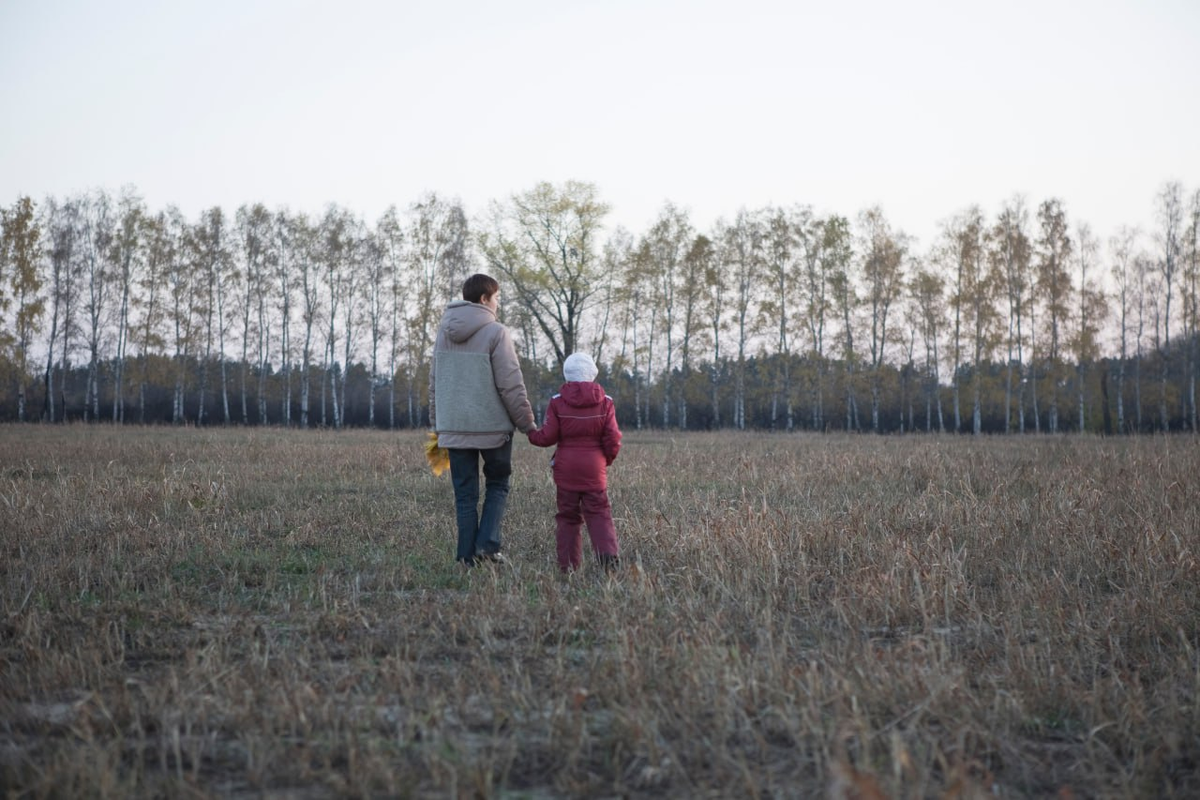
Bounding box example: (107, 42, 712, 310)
(555, 487, 618, 571)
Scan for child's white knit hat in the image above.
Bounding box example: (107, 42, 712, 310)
(563, 352, 598, 382)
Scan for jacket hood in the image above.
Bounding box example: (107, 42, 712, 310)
(560, 381, 606, 407)
(442, 301, 496, 344)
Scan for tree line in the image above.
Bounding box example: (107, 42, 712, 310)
(1, 181, 1197, 433)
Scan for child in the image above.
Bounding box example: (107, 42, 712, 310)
(527, 352, 622, 572)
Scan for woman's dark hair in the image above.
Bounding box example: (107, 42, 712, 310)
(462, 273, 500, 303)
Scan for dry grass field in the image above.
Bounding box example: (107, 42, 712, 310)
(1, 426, 1197, 798)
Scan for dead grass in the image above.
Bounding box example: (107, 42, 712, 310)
(1, 426, 1197, 798)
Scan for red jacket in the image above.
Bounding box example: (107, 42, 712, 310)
(527, 382, 621, 491)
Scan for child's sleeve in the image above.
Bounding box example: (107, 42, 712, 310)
(602, 397, 621, 465)
(527, 400, 560, 447)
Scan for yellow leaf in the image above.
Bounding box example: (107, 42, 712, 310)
(424, 432, 450, 477)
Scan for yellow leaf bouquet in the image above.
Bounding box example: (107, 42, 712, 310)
(424, 431, 450, 477)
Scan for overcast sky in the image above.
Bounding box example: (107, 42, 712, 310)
(2, 0, 1197, 251)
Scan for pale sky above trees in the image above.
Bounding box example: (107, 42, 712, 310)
(2, 0, 1197, 250)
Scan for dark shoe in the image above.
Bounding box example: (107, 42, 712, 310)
(598, 554, 620, 574)
(477, 551, 508, 566)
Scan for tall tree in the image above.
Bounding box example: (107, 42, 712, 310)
(993, 196, 1032, 433)
(703, 222, 730, 428)
(479, 181, 609, 368)
(759, 206, 803, 429)
(611, 235, 650, 429)
(135, 211, 171, 423)
(338, 219, 366, 427)
(858, 206, 908, 433)
(79, 190, 114, 421)
(317, 206, 356, 428)
(643, 202, 692, 427)
(1, 196, 44, 421)
(1071, 223, 1108, 432)
(374, 206, 407, 429)
(628, 241, 657, 429)
(1035, 199, 1073, 433)
(1154, 182, 1184, 430)
(722, 209, 765, 429)
(798, 215, 833, 430)
(593, 226, 632, 367)
(109, 188, 145, 423)
(825, 216, 858, 430)
(366, 208, 400, 428)
(236, 203, 273, 424)
(941, 207, 986, 432)
(293, 212, 321, 428)
(1109, 227, 1139, 433)
(1133, 252, 1157, 431)
(1184, 190, 1200, 432)
(406, 193, 467, 427)
(274, 210, 299, 427)
(193, 207, 233, 425)
(166, 207, 197, 423)
(677, 233, 715, 429)
(40, 197, 80, 422)
(960, 207, 999, 435)
(910, 266, 946, 431)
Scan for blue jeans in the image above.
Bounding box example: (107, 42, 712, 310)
(448, 439, 512, 563)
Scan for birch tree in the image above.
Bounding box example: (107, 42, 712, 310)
(643, 202, 691, 427)
(993, 196, 1032, 433)
(602, 229, 638, 425)
(406, 193, 467, 427)
(759, 206, 802, 429)
(193, 207, 233, 425)
(910, 266, 946, 431)
(479, 181, 609, 368)
(338, 220, 367, 426)
(40, 197, 80, 422)
(318, 206, 356, 428)
(374, 207, 406, 429)
(236, 203, 273, 424)
(166, 207, 197, 423)
(825, 216, 859, 430)
(294, 212, 321, 428)
(1071, 223, 1108, 431)
(1154, 182, 1183, 430)
(1133, 253, 1156, 431)
(721, 209, 764, 429)
(858, 206, 908, 433)
(705, 221, 731, 427)
(1185, 190, 1200, 432)
(109, 188, 145, 423)
(1035, 199, 1073, 433)
(135, 211, 171, 423)
(79, 190, 114, 421)
(1, 196, 44, 421)
(274, 210, 299, 426)
(677, 233, 715, 429)
(367, 207, 403, 428)
(628, 239, 658, 426)
(592, 226, 632, 367)
(941, 207, 986, 432)
(1108, 227, 1138, 433)
(946, 205, 1003, 435)
(798, 215, 832, 430)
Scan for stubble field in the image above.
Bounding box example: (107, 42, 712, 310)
(0, 426, 1197, 798)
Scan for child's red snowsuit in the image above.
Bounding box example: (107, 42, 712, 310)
(527, 381, 621, 571)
